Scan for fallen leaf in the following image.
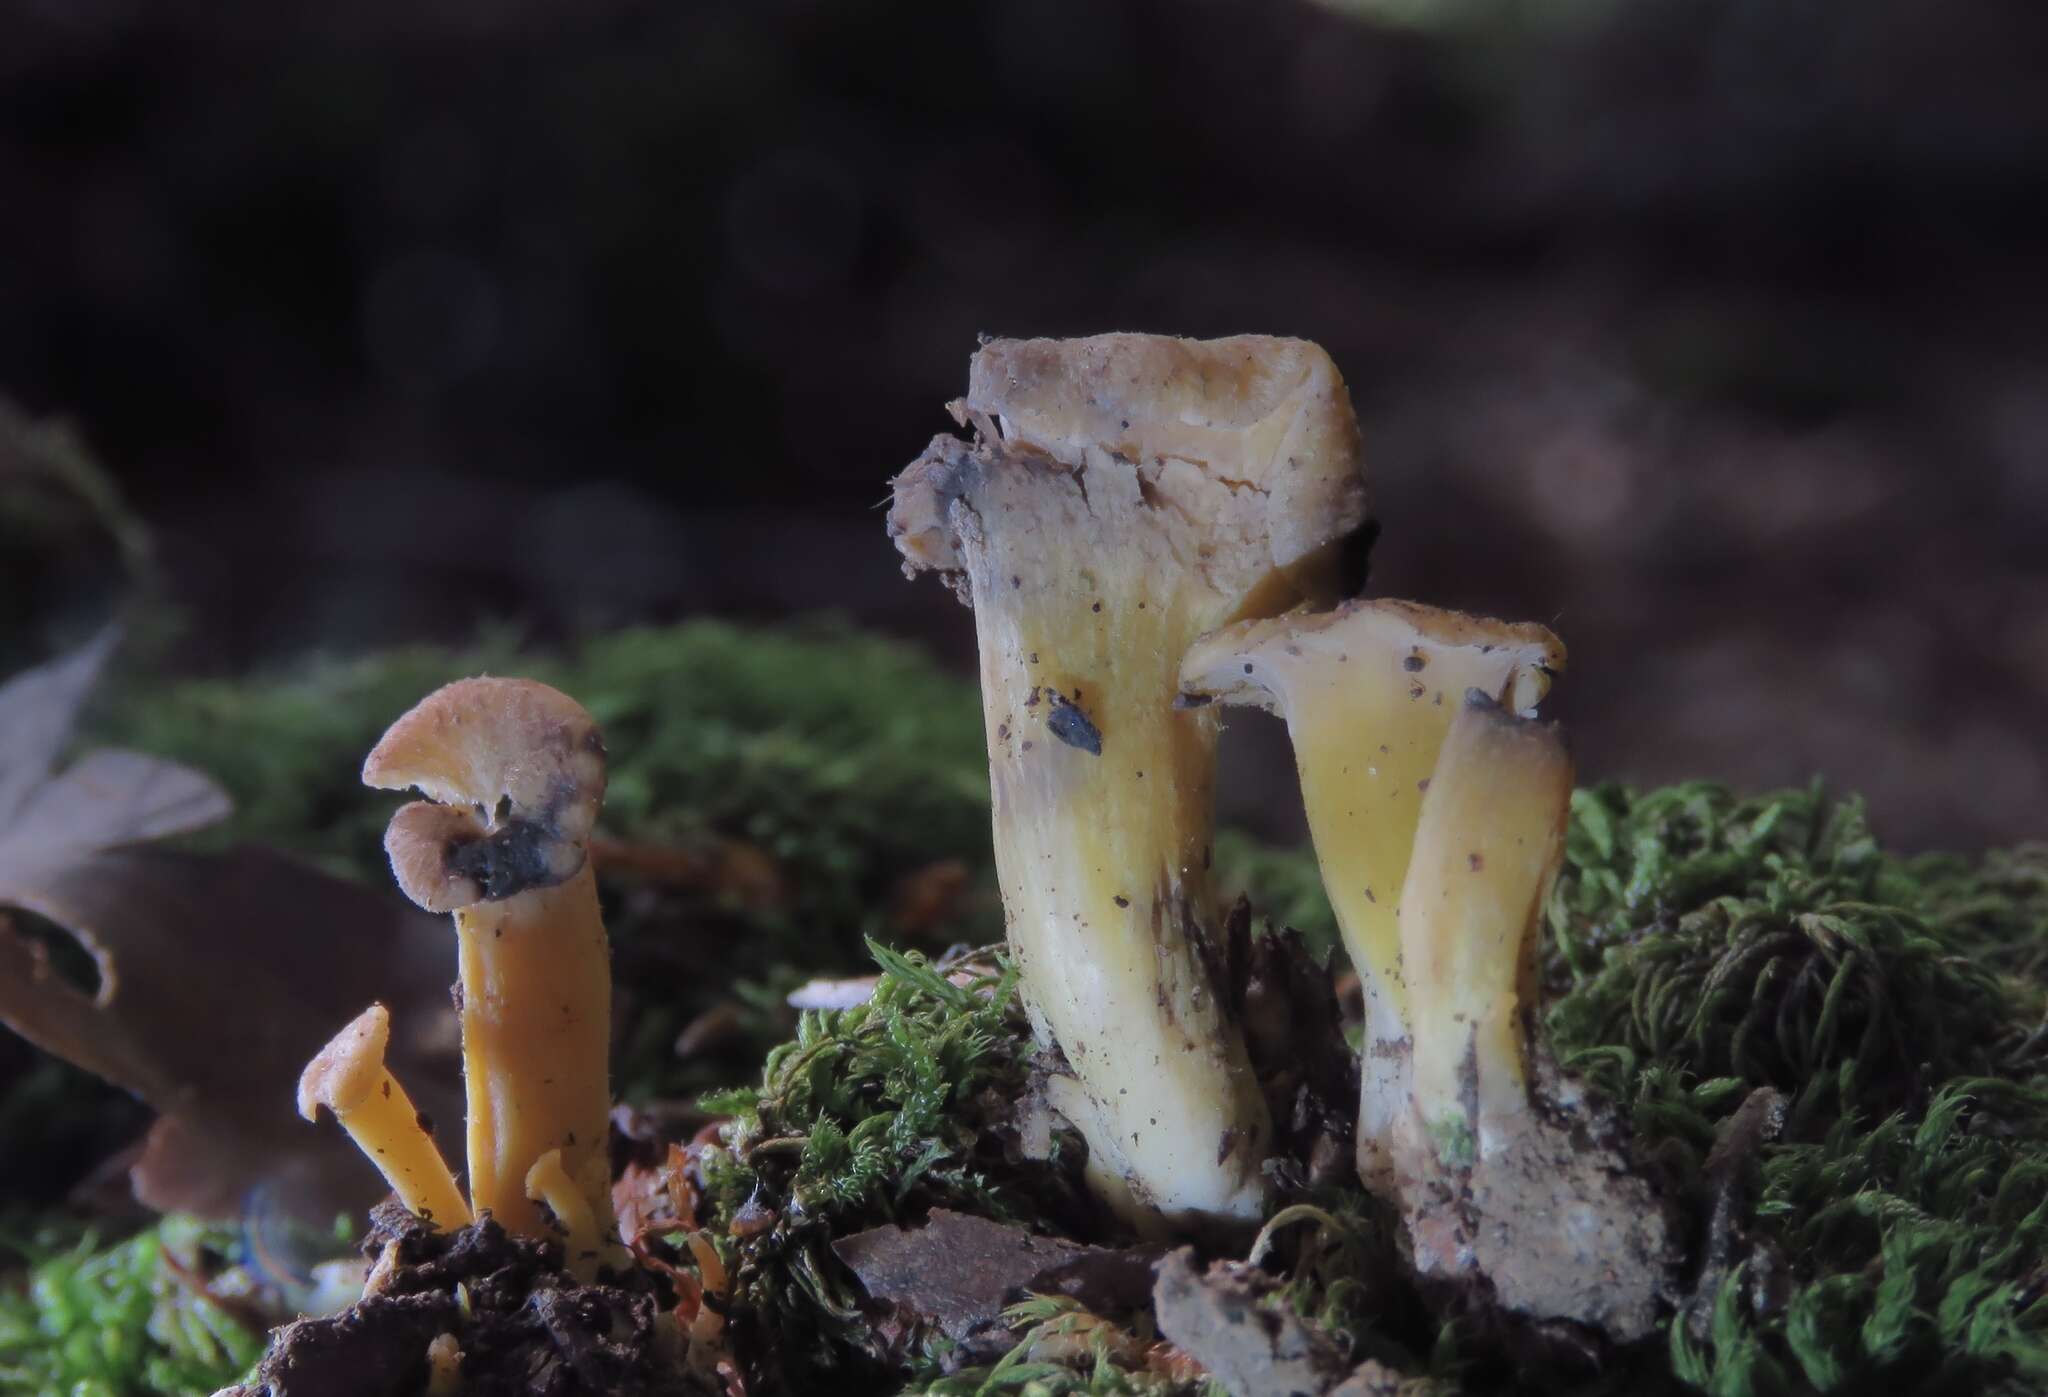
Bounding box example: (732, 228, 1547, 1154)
(0, 629, 229, 868)
(0, 634, 460, 1219)
(834, 1208, 1159, 1343)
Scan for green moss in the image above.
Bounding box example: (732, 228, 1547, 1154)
(1549, 782, 2048, 1396)
(696, 940, 1095, 1389)
(0, 1216, 266, 1396)
(901, 1296, 1206, 1396)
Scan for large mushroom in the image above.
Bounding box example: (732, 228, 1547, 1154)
(360, 677, 618, 1270)
(1177, 599, 1562, 1190)
(887, 333, 1370, 1230)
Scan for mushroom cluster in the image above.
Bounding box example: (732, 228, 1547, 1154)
(891, 334, 1675, 1330)
(297, 678, 625, 1280)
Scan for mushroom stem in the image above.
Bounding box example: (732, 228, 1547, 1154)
(1386, 693, 1673, 1337)
(456, 863, 613, 1233)
(298, 1005, 471, 1231)
(365, 678, 617, 1247)
(1395, 693, 1569, 1167)
(1177, 599, 1562, 1190)
(972, 566, 1261, 1230)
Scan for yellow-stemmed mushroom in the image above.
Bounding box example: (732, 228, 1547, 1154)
(524, 1147, 626, 1281)
(362, 678, 615, 1250)
(888, 334, 1371, 1232)
(297, 1004, 471, 1231)
(1177, 599, 1562, 1190)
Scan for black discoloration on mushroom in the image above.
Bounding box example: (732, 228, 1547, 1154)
(445, 819, 565, 902)
(1046, 694, 1104, 755)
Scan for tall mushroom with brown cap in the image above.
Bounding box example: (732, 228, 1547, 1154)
(297, 1003, 472, 1231)
(1386, 693, 1672, 1337)
(888, 333, 1370, 1230)
(1176, 599, 1563, 1191)
(362, 677, 616, 1254)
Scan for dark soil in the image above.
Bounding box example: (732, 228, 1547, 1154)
(226, 1203, 709, 1397)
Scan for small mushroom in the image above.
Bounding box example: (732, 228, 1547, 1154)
(888, 333, 1370, 1230)
(524, 1147, 625, 1282)
(1177, 598, 1562, 1189)
(297, 1004, 471, 1231)
(364, 677, 615, 1245)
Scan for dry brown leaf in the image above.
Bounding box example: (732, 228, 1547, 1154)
(0, 633, 460, 1219)
(834, 1209, 1158, 1344)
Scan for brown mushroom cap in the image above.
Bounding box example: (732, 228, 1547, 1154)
(297, 1003, 391, 1121)
(364, 678, 606, 913)
(889, 334, 1370, 613)
(965, 334, 1368, 577)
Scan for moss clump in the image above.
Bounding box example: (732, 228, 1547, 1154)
(0, 1216, 267, 1396)
(901, 1296, 1196, 1396)
(685, 780, 2048, 1397)
(1549, 782, 2048, 1396)
(694, 941, 1096, 1391)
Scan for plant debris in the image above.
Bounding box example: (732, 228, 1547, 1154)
(1151, 1246, 1351, 1396)
(834, 1208, 1157, 1349)
(223, 1203, 708, 1397)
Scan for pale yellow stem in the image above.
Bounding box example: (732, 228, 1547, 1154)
(972, 536, 1271, 1230)
(1395, 696, 1571, 1165)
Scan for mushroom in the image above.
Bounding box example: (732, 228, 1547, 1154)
(363, 677, 616, 1246)
(887, 333, 1370, 1229)
(1385, 692, 1672, 1337)
(297, 1004, 471, 1231)
(525, 1147, 624, 1281)
(1177, 599, 1563, 1190)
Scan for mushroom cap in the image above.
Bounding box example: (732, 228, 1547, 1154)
(889, 334, 1370, 610)
(297, 1002, 391, 1121)
(365, 678, 605, 912)
(966, 333, 1368, 575)
(1179, 599, 1565, 717)
(363, 678, 605, 840)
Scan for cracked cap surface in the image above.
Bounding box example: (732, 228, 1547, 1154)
(889, 333, 1369, 607)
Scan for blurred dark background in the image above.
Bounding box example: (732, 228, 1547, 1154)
(2, 0, 2043, 849)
